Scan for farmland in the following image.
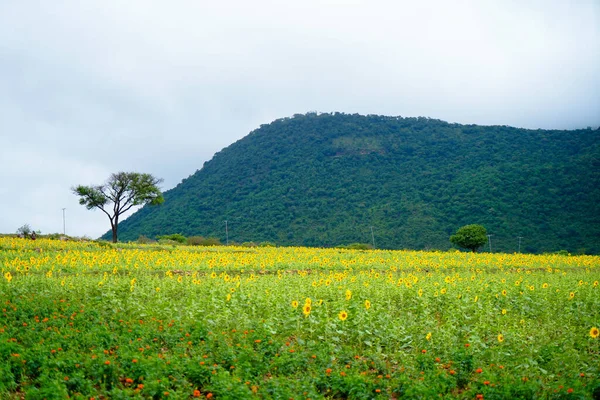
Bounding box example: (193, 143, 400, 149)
(1, 237, 599, 399)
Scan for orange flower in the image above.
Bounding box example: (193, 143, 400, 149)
(104, 360, 110, 365)
(193, 390, 201, 397)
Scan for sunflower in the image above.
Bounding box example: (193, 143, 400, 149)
(593, 280, 598, 287)
(418, 289, 423, 297)
(501, 289, 507, 296)
(590, 327, 599, 339)
(569, 292, 575, 299)
(542, 283, 549, 289)
(291, 300, 299, 308)
(497, 333, 504, 343)
(426, 332, 432, 341)
(501, 309, 507, 315)
(364, 300, 371, 310)
(302, 304, 311, 317)
(345, 290, 352, 300)
(304, 298, 312, 306)
(338, 310, 348, 321)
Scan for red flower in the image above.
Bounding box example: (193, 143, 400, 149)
(193, 390, 201, 397)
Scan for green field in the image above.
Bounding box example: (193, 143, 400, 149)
(1, 238, 599, 399)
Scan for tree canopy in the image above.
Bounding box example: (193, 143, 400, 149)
(450, 224, 488, 252)
(73, 172, 164, 242)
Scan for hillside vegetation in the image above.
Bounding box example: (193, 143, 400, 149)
(109, 113, 600, 253)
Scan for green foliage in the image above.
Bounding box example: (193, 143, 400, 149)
(338, 243, 374, 250)
(450, 224, 488, 252)
(186, 236, 221, 246)
(157, 233, 187, 243)
(73, 172, 164, 243)
(109, 113, 600, 254)
(136, 235, 155, 244)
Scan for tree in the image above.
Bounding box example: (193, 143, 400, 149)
(16, 224, 32, 237)
(450, 224, 487, 252)
(73, 172, 164, 243)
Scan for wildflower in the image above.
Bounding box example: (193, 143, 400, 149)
(497, 334, 504, 343)
(338, 310, 348, 321)
(302, 304, 311, 317)
(501, 309, 507, 315)
(155, 287, 160, 292)
(426, 332, 432, 341)
(364, 300, 371, 310)
(590, 327, 599, 339)
(193, 389, 201, 397)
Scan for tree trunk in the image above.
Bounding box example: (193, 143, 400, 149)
(111, 218, 118, 243)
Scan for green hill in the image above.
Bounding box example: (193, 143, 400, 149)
(107, 113, 600, 253)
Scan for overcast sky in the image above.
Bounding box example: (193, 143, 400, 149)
(1, 0, 599, 239)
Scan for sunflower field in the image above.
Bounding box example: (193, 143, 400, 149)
(1, 237, 599, 399)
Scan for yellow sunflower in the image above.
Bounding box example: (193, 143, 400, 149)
(364, 300, 371, 310)
(497, 333, 504, 343)
(302, 304, 311, 317)
(338, 310, 348, 321)
(590, 327, 599, 339)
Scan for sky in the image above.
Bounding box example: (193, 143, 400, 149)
(1, 0, 599, 239)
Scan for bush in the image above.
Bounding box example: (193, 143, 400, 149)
(186, 236, 221, 246)
(136, 235, 155, 244)
(337, 243, 374, 250)
(157, 233, 187, 244)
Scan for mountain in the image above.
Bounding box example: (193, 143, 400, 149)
(106, 113, 600, 254)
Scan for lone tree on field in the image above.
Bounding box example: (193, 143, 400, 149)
(450, 224, 487, 252)
(72, 172, 164, 243)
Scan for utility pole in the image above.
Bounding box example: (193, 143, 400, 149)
(225, 220, 229, 245)
(518, 236, 523, 253)
(487, 234, 493, 253)
(62, 208, 66, 235)
(370, 226, 375, 248)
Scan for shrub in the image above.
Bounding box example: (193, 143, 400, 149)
(157, 234, 187, 244)
(187, 236, 221, 246)
(137, 235, 155, 244)
(338, 243, 374, 250)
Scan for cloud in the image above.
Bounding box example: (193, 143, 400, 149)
(1, 0, 598, 237)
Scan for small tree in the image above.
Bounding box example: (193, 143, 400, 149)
(17, 224, 32, 237)
(72, 172, 164, 243)
(450, 224, 487, 252)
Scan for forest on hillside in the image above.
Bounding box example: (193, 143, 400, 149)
(107, 113, 600, 254)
